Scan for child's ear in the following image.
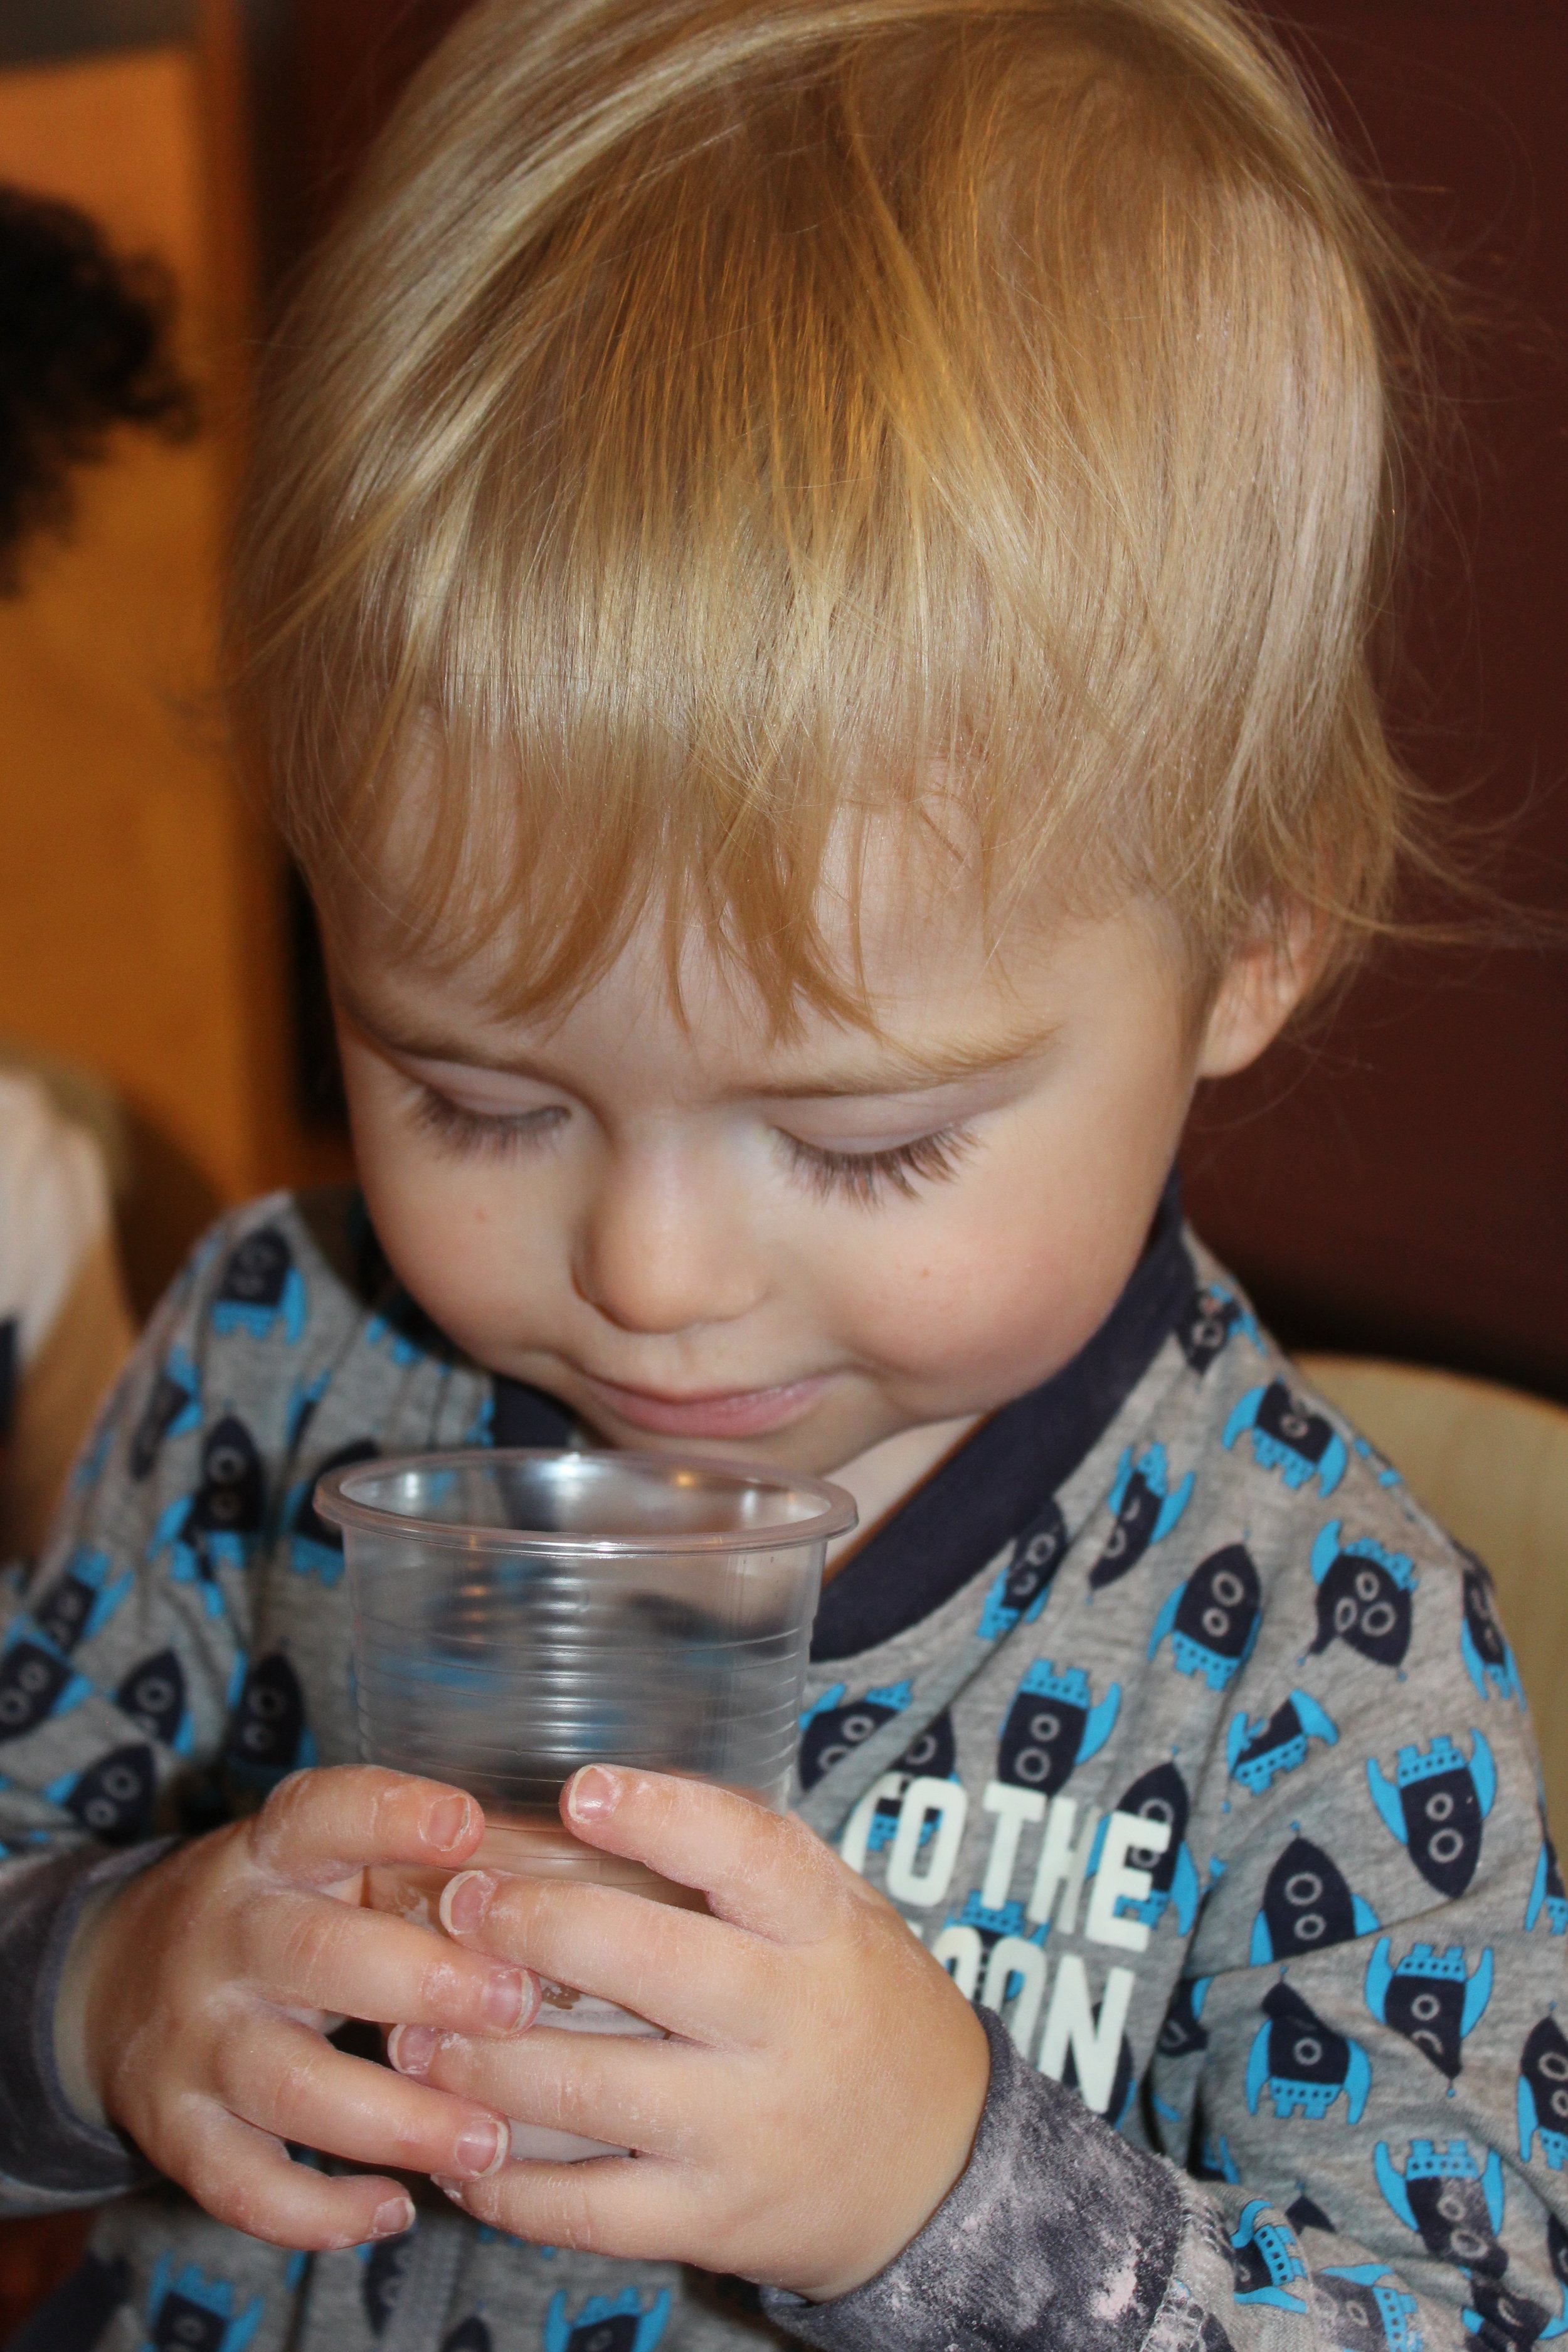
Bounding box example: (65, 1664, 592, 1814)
(1195, 902, 1320, 1080)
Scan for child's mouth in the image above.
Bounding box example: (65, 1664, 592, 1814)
(575, 1371, 830, 1441)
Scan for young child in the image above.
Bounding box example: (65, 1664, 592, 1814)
(2, 3, 1563, 2348)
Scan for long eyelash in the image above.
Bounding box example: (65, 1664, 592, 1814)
(413, 1090, 567, 1160)
(781, 1125, 976, 1207)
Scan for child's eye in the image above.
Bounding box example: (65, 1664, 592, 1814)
(779, 1124, 975, 1206)
(413, 1090, 568, 1160)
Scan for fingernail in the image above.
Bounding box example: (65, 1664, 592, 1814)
(482, 1966, 528, 2030)
(566, 1765, 620, 1823)
(431, 2175, 469, 2206)
(369, 2194, 414, 2239)
(424, 1793, 474, 1851)
(440, 1870, 495, 1935)
(454, 2116, 509, 2178)
(388, 2023, 437, 2077)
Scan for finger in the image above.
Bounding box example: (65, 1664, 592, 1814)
(249, 1765, 485, 1887)
(390, 2018, 711, 2160)
(240, 1883, 534, 2033)
(216, 2014, 512, 2181)
(562, 1767, 855, 1941)
(438, 1870, 765, 2045)
(432, 2150, 694, 2264)
(167, 2099, 418, 2252)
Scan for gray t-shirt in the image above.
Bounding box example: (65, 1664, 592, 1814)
(1, 1185, 1563, 2352)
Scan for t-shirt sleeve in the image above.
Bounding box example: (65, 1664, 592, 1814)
(0, 1199, 322, 2209)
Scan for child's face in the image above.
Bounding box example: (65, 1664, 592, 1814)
(329, 846, 1294, 1476)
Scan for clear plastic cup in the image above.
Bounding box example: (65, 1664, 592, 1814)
(314, 1447, 855, 2160)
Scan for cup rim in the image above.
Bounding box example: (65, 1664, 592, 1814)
(313, 1445, 858, 1555)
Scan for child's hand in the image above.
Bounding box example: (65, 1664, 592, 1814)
(72, 1766, 537, 2249)
(389, 1766, 991, 2301)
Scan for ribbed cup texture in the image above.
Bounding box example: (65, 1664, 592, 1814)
(336, 1459, 830, 1813)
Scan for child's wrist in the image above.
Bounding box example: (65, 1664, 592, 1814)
(51, 1876, 125, 2130)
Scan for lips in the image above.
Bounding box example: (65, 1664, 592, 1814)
(575, 1370, 831, 1440)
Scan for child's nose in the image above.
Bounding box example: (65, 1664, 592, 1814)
(571, 1145, 763, 1335)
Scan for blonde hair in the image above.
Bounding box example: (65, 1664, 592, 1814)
(233, 0, 1433, 1026)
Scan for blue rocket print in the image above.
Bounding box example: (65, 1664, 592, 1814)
(140, 2254, 263, 2350)
(1309, 1522, 1416, 1668)
(1089, 1446, 1194, 1590)
(1222, 1380, 1347, 1497)
(544, 2287, 672, 2352)
(1466, 2278, 1568, 2352)
(1155, 1974, 1211, 2059)
(1316, 2264, 1424, 2351)
(863, 1710, 959, 1853)
(1229, 2201, 1309, 2314)
(1459, 1556, 1525, 1707)
(1519, 2016, 1568, 2170)
(30, 1545, 134, 1653)
(1249, 1835, 1378, 1966)
(1177, 1281, 1261, 1377)
(1090, 1761, 1200, 1936)
(1375, 2138, 1505, 2271)
(943, 1890, 1050, 1985)
(978, 1501, 1067, 1640)
(1227, 1690, 1338, 1795)
(1365, 1937, 1493, 2081)
(128, 1345, 201, 1479)
(225, 1652, 317, 1794)
(1367, 1731, 1495, 1897)
(995, 1659, 1119, 1798)
(147, 1416, 267, 1616)
(283, 1438, 379, 1584)
(798, 1681, 911, 1791)
(1377, 2145, 1563, 2348)
(44, 1741, 157, 1842)
(210, 1226, 307, 1345)
(1246, 1982, 1372, 2124)
(1148, 1544, 1261, 1690)
(0, 1614, 94, 1745)
(116, 1646, 193, 1754)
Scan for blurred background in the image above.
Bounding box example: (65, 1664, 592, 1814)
(0, 0, 1561, 1359)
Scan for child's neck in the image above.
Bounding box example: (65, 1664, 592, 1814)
(824, 1414, 983, 1579)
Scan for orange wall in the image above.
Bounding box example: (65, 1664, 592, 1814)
(0, 36, 329, 1291)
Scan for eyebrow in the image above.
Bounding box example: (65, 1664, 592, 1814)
(748, 1025, 1060, 1098)
(337, 986, 1057, 1099)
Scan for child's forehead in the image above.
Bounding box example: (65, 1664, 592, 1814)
(329, 861, 1184, 1098)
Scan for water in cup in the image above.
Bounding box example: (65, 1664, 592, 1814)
(315, 1447, 855, 2159)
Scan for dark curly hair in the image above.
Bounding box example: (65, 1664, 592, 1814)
(0, 182, 196, 588)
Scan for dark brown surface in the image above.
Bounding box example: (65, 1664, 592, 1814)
(1185, 3, 1568, 1399)
(253, 0, 1568, 1397)
(0, 2210, 90, 2344)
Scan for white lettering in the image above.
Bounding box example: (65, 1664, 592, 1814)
(1026, 1796, 1100, 1932)
(982, 1935, 1049, 2057)
(885, 1776, 969, 1907)
(1085, 1810, 1170, 1953)
(980, 1780, 1046, 1910)
(1039, 1956, 1137, 2112)
(930, 1922, 983, 1998)
(837, 1774, 907, 1876)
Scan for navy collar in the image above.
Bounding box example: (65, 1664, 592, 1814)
(492, 1172, 1193, 1663)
